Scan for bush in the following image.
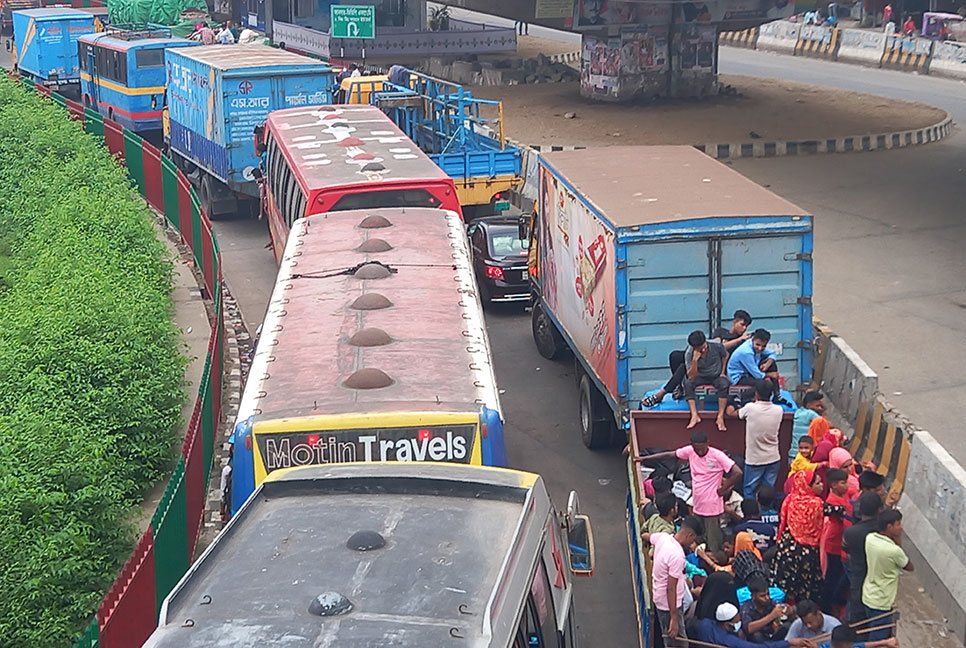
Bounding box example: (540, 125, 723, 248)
(0, 77, 186, 646)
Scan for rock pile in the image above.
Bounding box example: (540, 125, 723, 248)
(424, 53, 581, 87)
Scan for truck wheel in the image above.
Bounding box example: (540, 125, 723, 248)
(532, 302, 565, 360)
(200, 176, 223, 221)
(579, 373, 614, 450)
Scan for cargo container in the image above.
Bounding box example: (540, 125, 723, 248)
(163, 45, 337, 218)
(12, 7, 93, 87)
(524, 145, 813, 449)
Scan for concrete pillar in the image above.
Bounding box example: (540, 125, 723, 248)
(413, 0, 429, 31)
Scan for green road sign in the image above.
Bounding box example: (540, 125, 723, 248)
(330, 5, 376, 39)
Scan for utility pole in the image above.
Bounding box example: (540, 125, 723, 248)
(265, 0, 273, 39)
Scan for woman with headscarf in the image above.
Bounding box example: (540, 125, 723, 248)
(773, 470, 824, 603)
(694, 570, 739, 621)
(810, 418, 842, 465)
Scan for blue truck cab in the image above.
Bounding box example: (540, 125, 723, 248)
(164, 45, 337, 218)
(526, 145, 813, 448)
(12, 8, 94, 87)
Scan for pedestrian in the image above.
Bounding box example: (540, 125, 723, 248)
(739, 380, 783, 498)
(642, 516, 705, 647)
(774, 470, 825, 604)
(842, 492, 885, 623)
(902, 14, 916, 35)
(861, 509, 913, 640)
(821, 468, 852, 615)
(642, 430, 744, 552)
(791, 390, 825, 462)
(216, 23, 235, 44)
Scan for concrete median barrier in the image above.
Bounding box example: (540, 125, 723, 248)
(756, 20, 801, 54)
(929, 40, 966, 80)
(719, 27, 759, 49)
(881, 33, 933, 73)
(795, 24, 839, 59)
(837, 28, 887, 66)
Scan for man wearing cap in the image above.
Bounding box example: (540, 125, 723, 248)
(697, 602, 817, 648)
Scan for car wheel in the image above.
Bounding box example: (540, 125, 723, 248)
(579, 373, 614, 449)
(532, 302, 565, 360)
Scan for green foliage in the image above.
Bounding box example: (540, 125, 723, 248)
(0, 76, 186, 647)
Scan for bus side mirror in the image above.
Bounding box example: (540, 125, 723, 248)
(518, 213, 529, 241)
(568, 515, 595, 576)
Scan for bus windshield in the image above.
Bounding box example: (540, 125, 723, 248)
(329, 188, 443, 211)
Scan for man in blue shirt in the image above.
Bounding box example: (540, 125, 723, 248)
(819, 624, 897, 648)
(727, 328, 789, 406)
(697, 602, 813, 648)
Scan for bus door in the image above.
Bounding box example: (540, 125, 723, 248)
(86, 45, 98, 108)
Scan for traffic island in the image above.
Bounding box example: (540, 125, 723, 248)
(474, 74, 951, 155)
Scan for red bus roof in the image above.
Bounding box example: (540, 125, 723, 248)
(264, 104, 454, 196)
(241, 207, 500, 422)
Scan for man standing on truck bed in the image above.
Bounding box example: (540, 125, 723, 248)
(682, 330, 731, 432)
(643, 431, 743, 552)
(642, 515, 705, 647)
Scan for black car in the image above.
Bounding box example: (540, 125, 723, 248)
(467, 216, 530, 304)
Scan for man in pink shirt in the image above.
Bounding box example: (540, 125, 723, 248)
(643, 516, 704, 647)
(643, 430, 743, 551)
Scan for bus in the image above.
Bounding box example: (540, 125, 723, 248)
(259, 104, 464, 263)
(145, 463, 596, 648)
(77, 28, 197, 133)
(226, 206, 505, 515)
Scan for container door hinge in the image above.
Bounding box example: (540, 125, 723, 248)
(798, 296, 812, 306)
(785, 252, 813, 262)
(796, 340, 812, 349)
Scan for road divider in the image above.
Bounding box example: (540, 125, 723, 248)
(925, 39, 966, 79)
(837, 28, 887, 66)
(719, 27, 758, 49)
(795, 24, 839, 59)
(755, 19, 801, 54)
(881, 33, 933, 73)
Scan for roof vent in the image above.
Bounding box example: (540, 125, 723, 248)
(308, 592, 353, 617)
(338, 137, 364, 147)
(353, 152, 376, 161)
(344, 368, 394, 390)
(330, 121, 350, 129)
(359, 214, 392, 229)
(348, 328, 392, 347)
(350, 293, 393, 310)
(356, 238, 393, 253)
(353, 263, 391, 280)
(362, 162, 386, 172)
(347, 530, 386, 552)
(317, 106, 337, 112)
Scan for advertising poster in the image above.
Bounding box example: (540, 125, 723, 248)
(678, 23, 716, 70)
(539, 167, 618, 397)
(574, 0, 671, 29)
(716, 0, 795, 22)
(620, 24, 668, 72)
(536, 0, 576, 19)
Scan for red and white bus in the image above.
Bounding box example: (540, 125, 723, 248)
(260, 104, 463, 262)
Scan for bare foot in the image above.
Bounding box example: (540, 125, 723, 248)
(716, 418, 727, 432)
(687, 415, 701, 429)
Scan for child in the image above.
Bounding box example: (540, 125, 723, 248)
(789, 436, 820, 476)
(791, 390, 826, 462)
(757, 484, 780, 526)
(822, 468, 852, 616)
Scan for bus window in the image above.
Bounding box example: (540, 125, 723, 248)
(329, 189, 442, 212)
(135, 48, 164, 68)
(530, 559, 562, 648)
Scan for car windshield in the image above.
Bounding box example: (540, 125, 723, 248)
(487, 225, 528, 257)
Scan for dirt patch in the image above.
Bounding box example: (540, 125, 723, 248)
(473, 75, 947, 148)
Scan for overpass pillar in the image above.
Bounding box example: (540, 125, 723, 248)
(578, 14, 719, 102)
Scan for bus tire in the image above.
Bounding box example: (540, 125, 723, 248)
(579, 373, 613, 450)
(532, 302, 564, 360)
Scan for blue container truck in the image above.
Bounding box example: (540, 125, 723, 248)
(525, 145, 814, 449)
(12, 8, 94, 88)
(164, 45, 337, 218)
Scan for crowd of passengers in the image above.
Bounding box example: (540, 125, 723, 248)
(633, 311, 910, 648)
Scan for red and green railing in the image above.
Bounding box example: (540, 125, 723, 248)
(15, 77, 226, 648)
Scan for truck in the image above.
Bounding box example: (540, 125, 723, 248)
(525, 145, 813, 450)
(12, 7, 93, 88)
(523, 145, 814, 648)
(145, 462, 596, 648)
(163, 44, 337, 218)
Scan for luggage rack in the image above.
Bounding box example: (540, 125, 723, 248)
(102, 24, 172, 40)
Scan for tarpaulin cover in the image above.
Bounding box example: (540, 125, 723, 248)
(108, 0, 206, 27)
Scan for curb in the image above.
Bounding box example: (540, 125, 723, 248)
(696, 114, 954, 159)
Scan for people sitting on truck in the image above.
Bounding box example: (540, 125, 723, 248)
(757, 484, 781, 525)
(714, 309, 754, 353)
(742, 575, 793, 643)
(792, 391, 826, 462)
(642, 430, 744, 552)
(640, 348, 688, 407)
(216, 23, 235, 44)
(697, 602, 813, 648)
(739, 380, 784, 498)
(641, 473, 674, 519)
(646, 491, 679, 537)
(192, 22, 216, 45)
(681, 330, 731, 431)
(726, 330, 786, 405)
(238, 26, 259, 44)
(821, 624, 898, 648)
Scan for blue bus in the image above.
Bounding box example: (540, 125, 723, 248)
(77, 29, 197, 132)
